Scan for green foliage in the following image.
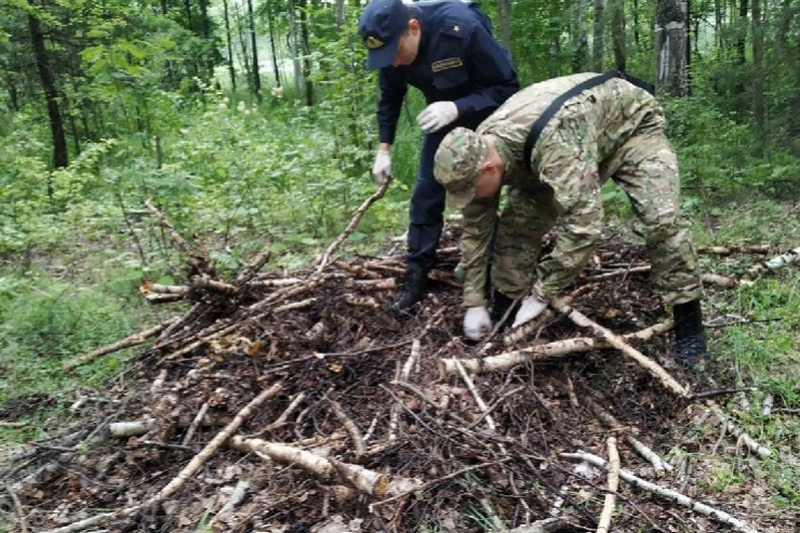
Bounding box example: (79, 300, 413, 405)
(0, 269, 145, 413)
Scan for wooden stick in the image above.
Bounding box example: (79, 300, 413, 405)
(452, 357, 496, 434)
(63, 319, 177, 371)
(328, 400, 366, 458)
(208, 480, 249, 527)
(259, 391, 306, 433)
(561, 451, 762, 533)
(181, 402, 209, 445)
(273, 297, 317, 313)
(400, 339, 421, 382)
(5, 486, 30, 533)
(145, 198, 213, 276)
(440, 320, 673, 375)
(151, 382, 282, 501)
(582, 266, 755, 288)
(550, 298, 689, 397)
(708, 406, 771, 458)
(140, 281, 190, 295)
(191, 275, 237, 294)
(697, 245, 771, 256)
(587, 399, 671, 475)
(315, 178, 392, 274)
(235, 243, 272, 284)
(596, 437, 620, 533)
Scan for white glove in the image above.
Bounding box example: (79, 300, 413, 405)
(512, 295, 548, 328)
(416, 101, 459, 133)
(372, 149, 392, 184)
(464, 306, 492, 341)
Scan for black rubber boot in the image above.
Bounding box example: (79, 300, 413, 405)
(673, 300, 707, 370)
(490, 290, 520, 327)
(390, 264, 428, 315)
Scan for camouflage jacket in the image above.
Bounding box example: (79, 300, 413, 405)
(461, 72, 664, 307)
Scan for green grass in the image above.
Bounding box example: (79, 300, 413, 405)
(0, 262, 154, 445)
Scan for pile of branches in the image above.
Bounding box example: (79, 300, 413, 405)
(2, 187, 794, 533)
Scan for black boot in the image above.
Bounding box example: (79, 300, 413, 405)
(390, 264, 428, 315)
(673, 300, 707, 370)
(490, 290, 520, 327)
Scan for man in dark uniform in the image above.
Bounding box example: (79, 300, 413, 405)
(358, 0, 519, 314)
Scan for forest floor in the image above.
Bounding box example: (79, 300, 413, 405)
(1, 223, 796, 533)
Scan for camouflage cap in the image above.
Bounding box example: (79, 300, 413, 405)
(433, 127, 489, 210)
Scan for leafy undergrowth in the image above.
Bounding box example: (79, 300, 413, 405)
(1, 225, 798, 533)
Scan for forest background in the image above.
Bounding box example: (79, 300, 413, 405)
(1, 0, 799, 517)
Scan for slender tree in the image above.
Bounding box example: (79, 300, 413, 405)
(223, 0, 236, 90)
(592, 0, 605, 71)
(610, 0, 626, 71)
(752, 0, 764, 155)
(246, 0, 261, 101)
(655, 0, 688, 96)
(28, 0, 67, 170)
(571, 0, 589, 72)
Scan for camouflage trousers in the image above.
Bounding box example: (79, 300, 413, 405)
(492, 128, 703, 307)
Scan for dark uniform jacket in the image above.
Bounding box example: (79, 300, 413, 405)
(376, 0, 519, 145)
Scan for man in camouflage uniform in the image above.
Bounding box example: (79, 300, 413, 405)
(433, 72, 707, 368)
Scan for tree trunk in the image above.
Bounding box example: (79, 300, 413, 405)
(235, 1, 252, 90)
(548, 0, 561, 76)
(686, 0, 692, 95)
(287, 0, 303, 94)
(268, 5, 281, 87)
(610, 0, 626, 71)
(633, 0, 640, 46)
(571, 0, 589, 73)
(592, 0, 605, 72)
(246, 0, 261, 102)
(751, 0, 764, 156)
(28, 0, 68, 171)
(298, 0, 314, 106)
(223, 0, 236, 90)
(655, 0, 688, 96)
(497, 0, 512, 49)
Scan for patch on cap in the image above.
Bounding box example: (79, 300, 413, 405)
(434, 127, 488, 210)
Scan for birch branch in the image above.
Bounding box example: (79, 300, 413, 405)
(582, 266, 754, 288)
(229, 437, 423, 498)
(708, 406, 771, 458)
(440, 320, 673, 375)
(561, 451, 762, 533)
(697, 245, 772, 255)
(596, 437, 619, 533)
(587, 398, 671, 475)
(63, 319, 177, 371)
(191, 275, 237, 294)
(315, 178, 392, 274)
(550, 298, 689, 397)
(328, 400, 366, 458)
(753, 245, 800, 272)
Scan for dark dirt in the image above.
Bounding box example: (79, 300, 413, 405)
(0, 227, 792, 533)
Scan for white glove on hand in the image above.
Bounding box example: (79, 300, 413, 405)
(372, 149, 392, 185)
(464, 306, 492, 341)
(416, 101, 459, 133)
(512, 295, 548, 328)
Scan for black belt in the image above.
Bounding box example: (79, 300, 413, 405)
(522, 70, 655, 171)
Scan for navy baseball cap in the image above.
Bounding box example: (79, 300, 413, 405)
(358, 0, 410, 69)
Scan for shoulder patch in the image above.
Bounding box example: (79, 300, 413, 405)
(431, 57, 464, 73)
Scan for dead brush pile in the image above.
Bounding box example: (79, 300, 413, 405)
(1, 192, 793, 533)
